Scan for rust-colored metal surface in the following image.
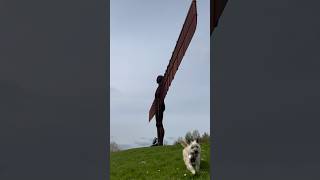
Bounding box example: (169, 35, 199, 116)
(211, 0, 228, 34)
(149, 0, 197, 121)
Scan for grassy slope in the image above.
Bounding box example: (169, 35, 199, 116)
(110, 143, 210, 180)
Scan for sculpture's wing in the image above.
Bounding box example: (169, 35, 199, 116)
(211, 0, 228, 34)
(149, 100, 157, 121)
(149, 0, 197, 121)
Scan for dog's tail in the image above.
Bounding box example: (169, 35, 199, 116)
(179, 139, 188, 148)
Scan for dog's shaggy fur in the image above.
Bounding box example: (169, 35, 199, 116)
(180, 139, 201, 175)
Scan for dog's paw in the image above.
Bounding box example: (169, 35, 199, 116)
(191, 170, 196, 175)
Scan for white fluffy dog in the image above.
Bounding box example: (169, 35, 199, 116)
(180, 139, 201, 175)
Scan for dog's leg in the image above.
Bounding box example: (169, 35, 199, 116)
(186, 161, 196, 175)
(195, 157, 200, 172)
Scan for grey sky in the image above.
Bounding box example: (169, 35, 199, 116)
(111, 0, 210, 148)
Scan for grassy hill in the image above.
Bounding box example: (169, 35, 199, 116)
(110, 142, 210, 180)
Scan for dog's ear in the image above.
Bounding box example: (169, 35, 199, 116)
(180, 139, 188, 148)
(195, 138, 200, 144)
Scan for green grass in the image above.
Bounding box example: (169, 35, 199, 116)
(110, 142, 210, 180)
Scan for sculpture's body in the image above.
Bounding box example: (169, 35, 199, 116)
(155, 75, 165, 146)
(149, 0, 197, 146)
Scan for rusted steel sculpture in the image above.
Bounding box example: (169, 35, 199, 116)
(148, 0, 197, 146)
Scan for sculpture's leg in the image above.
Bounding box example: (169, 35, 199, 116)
(158, 125, 165, 146)
(156, 125, 160, 146)
(156, 111, 165, 146)
(155, 113, 160, 146)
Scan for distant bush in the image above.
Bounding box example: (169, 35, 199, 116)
(173, 137, 184, 146)
(174, 130, 210, 145)
(185, 131, 193, 144)
(185, 130, 201, 143)
(110, 141, 120, 152)
(200, 132, 210, 143)
(192, 130, 201, 142)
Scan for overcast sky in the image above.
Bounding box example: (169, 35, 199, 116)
(110, 0, 210, 149)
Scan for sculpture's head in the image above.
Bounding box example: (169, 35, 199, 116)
(156, 75, 164, 84)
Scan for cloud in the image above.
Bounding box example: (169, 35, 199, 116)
(110, 0, 210, 148)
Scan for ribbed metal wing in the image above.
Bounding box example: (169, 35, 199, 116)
(149, 0, 197, 121)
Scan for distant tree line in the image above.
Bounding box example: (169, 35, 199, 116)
(174, 130, 210, 145)
(111, 130, 210, 152)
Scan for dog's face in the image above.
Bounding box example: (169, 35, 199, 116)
(188, 140, 200, 163)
